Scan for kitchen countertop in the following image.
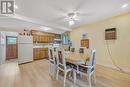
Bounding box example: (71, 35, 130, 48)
(33, 45, 53, 48)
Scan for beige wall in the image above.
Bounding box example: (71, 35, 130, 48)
(70, 13, 130, 72)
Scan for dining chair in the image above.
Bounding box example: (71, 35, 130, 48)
(48, 47, 56, 77)
(79, 47, 84, 53)
(70, 48, 75, 52)
(56, 47, 73, 87)
(73, 49, 96, 87)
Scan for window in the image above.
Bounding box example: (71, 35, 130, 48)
(63, 34, 69, 44)
(7, 37, 17, 44)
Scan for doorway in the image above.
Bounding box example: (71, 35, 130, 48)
(6, 36, 18, 60)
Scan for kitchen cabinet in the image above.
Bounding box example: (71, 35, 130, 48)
(33, 35, 37, 43)
(31, 30, 60, 43)
(44, 36, 48, 42)
(39, 50, 45, 59)
(44, 48, 48, 58)
(40, 36, 44, 43)
(33, 48, 48, 60)
(33, 48, 38, 60)
(33, 35, 54, 43)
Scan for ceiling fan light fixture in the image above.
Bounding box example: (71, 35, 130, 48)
(121, 3, 128, 8)
(67, 12, 78, 20)
(69, 20, 75, 25)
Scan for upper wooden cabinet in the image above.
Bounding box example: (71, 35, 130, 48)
(31, 30, 59, 43)
(81, 39, 89, 48)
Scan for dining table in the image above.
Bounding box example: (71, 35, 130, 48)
(64, 51, 90, 82)
(65, 51, 90, 65)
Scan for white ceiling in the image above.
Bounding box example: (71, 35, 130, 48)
(0, 0, 130, 34)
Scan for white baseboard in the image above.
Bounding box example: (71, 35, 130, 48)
(97, 63, 130, 73)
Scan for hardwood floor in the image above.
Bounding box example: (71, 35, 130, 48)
(0, 59, 130, 87)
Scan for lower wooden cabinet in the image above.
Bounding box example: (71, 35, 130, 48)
(33, 48, 48, 60)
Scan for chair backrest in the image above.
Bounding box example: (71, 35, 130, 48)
(48, 47, 55, 64)
(79, 47, 84, 53)
(71, 48, 75, 52)
(88, 50, 96, 73)
(56, 47, 66, 69)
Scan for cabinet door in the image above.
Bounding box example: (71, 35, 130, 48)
(33, 48, 36, 59)
(45, 50, 49, 58)
(38, 49, 42, 59)
(34, 49, 40, 60)
(41, 36, 44, 43)
(33, 35, 36, 42)
(33, 35, 38, 42)
(39, 36, 41, 43)
(40, 36, 44, 43)
(40, 50, 45, 59)
(45, 48, 48, 58)
(46, 36, 49, 43)
(33, 48, 37, 60)
(50, 36, 53, 43)
(49, 36, 54, 43)
(37, 36, 40, 43)
(43, 36, 47, 43)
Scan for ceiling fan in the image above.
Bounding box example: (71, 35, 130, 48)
(65, 12, 79, 25)
(52, 0, 91, 26)
(55, 11, 90, 26)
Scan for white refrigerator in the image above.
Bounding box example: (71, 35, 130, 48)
(18, 35, 33, 64)
(0, 32, 6, 64)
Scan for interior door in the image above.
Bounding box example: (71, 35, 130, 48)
(6, 36, 18, 60)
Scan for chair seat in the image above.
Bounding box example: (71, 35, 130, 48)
(66, 64, 73, 69)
